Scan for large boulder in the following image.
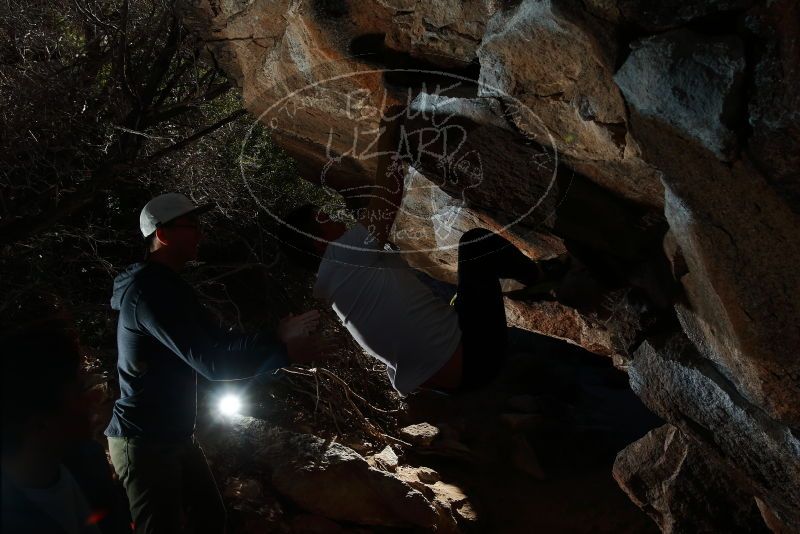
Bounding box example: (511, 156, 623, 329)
(614, 29, 746, 161)
(615, 20, 800, 428)
(613, 424, 768, 533)
(628, 335, 800, 528)
(264, 430, 441, 529)
(181, 0, 674, 365)
(620, 84, 800, 428)
(745, 0, 800, 213)
(202, 417, 461, 530)
(477, 0, 663, 207)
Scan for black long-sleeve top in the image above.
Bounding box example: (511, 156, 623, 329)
(104, 262, 288, 442)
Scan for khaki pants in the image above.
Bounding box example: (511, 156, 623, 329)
(108, 436, 226, 534)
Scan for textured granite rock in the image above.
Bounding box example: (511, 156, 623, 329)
(615, 29, 746, 161)
(203, 419, 461, 530)
(628, 336, 800, 528)
(614, 424, 769, 533)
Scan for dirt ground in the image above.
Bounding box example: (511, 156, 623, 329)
(197, 326, 661, 533)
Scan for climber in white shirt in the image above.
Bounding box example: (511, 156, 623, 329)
(279, 105, 568, 394)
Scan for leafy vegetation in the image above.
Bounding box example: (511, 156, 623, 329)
(0, 0, 339, 355)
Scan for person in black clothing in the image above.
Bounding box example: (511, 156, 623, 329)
(1, 317, 126, 534)
(105, 193, 327, 534)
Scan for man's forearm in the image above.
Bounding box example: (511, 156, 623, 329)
(208, 330, 290, 380)
(360, 106, 407, 244)
(373, 107, 406, 206)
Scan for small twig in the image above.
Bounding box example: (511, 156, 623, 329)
(277, 366, 408, 448)
(195, 263, 275, 284)
(327, 400, 342, 435)
(221, 283, 244, 331)
(112, 125, 174, 142)
(314, 370, 320, 414)
(144, 109, 246, 164)
(316, 367, 400, 415)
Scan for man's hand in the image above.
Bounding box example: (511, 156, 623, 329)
(356, 104, 408, 246)
(278, 310, 320, 340)
(278, 309, 333, 364)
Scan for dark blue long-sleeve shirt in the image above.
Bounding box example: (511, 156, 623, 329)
(104, 262, 288, 442)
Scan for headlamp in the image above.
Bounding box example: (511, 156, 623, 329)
(218, 394, 242, 416)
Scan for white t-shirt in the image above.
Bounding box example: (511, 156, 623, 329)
(313, 223, 462, 394)
(20, 465, 100, 534)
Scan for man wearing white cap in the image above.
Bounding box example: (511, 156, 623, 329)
(105, 193, 325, 533)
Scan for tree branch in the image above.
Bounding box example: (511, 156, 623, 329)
(143, 81, 232, 126)
(0, 109, 248, 245)
(144, 108, 246, 164)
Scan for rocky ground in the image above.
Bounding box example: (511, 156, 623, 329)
(193, 327, 663, 533)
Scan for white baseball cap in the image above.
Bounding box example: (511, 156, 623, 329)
(139, 193, 213, 238)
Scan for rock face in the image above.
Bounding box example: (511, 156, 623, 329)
(266, 432, 439, 529)
(201, 418, 463, 531)
(745, 0, 800, 212)
(180, 0, 799, 530)
(614, 18, 800, 427)
(613, 424, 769, 533)
(629, 336, 800, 529)
(614, 29, 745, 161)
(477, 0, 664, 207)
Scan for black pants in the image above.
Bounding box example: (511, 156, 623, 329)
(455, 228, 540, 390)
